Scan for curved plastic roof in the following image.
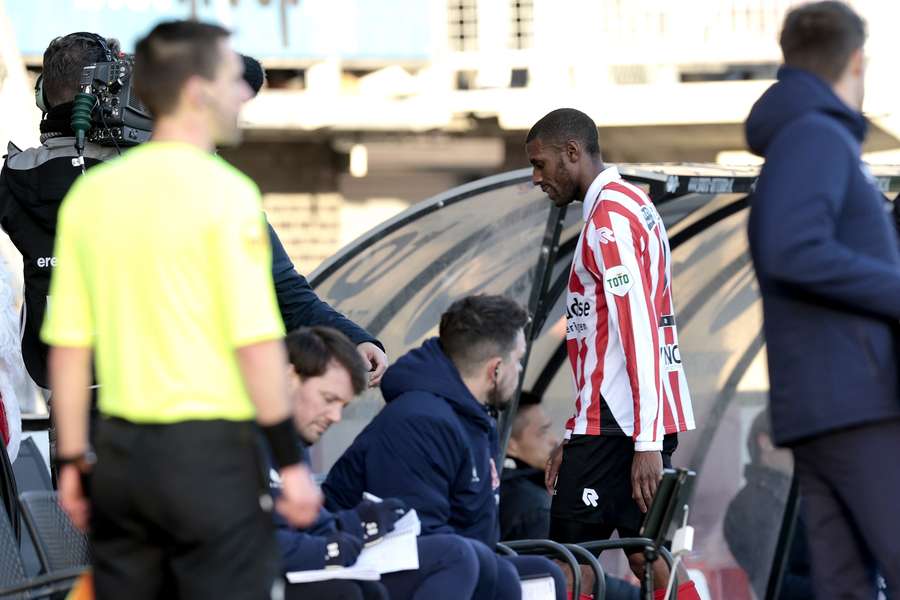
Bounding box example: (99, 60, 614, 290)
(308, 164, 900, 599)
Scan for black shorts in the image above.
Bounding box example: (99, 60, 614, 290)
(549, 433, 677, 542)
(90, 418, 279, 600)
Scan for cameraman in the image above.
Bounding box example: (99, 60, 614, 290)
(0, 32, 120, 391)
(0, 33, 388, 394)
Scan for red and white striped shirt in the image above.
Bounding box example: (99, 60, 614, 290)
(564, 167, 695, 450)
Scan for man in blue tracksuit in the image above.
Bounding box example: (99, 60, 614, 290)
(274, 326, 478, 600)
(324, 295, 566, 600)
(746, 3, 900, 597)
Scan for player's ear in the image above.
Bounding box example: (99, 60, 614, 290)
(565, 139, 581, 163)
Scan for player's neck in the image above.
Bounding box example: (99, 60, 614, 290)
(151, 114, 215, 152)
(577, 159, 606, 202)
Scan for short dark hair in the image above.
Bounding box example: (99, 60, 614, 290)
(285, 326, 368, 395)
(133, 20, 231, 117)
(526, 108, 600, 156)
(511, 391, 541, 440)
(439, 295, 529, 376)
(780, 1, 866, 83)
(747, 409, 772, 465)
(41, 33, 118, 108)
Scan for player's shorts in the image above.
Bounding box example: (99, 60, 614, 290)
(549, 433, 678, 542)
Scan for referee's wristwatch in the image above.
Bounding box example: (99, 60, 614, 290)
(57, 450, 97, 474)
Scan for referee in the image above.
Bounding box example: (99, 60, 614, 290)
(41, 21, 320, 600)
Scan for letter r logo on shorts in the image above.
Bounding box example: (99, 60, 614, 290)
(582, 488, 599, 507)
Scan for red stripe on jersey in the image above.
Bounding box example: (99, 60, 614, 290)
(580, 235, 607, 435)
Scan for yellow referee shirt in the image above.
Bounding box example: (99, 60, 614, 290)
(41, 142, 285, 423)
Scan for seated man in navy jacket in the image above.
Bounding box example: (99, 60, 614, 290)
(274, 326, 479, 600)
(323, 295, 566, 600)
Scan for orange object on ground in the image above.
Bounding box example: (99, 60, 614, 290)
(65, 572, 93, 600)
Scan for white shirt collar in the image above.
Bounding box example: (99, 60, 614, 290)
(582, 165, 621, 222)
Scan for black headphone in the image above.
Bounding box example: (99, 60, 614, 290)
(34, 32, 114, 113)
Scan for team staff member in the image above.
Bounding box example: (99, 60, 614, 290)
(324, 295, 566, 600)
(275, 326, 479, 600)
(42, 21, 320, 600)
(526, 109, 699, 598)
(747, 2, 900, 595)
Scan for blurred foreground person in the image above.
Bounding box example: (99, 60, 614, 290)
(746, 2, 900, 596)
(42, 21, 320, 600)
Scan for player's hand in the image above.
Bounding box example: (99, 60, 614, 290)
(357, 342, 388, 387)
(59, 464, 90, 531)
(545, 442, 565, 494)
(276, 464, 323, 527)
(631, 450, 663, 513)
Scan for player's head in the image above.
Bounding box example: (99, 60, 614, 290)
(285, 327, 368, 445)
(134, 20, 252, 145)
(439, 295, 528, 411)
(507, 392, 558, 470)
(525, 108, 602, 207)
(780, 1, 866, 109)
(747, 409, 793, 474)
(38, 32, 119, 111)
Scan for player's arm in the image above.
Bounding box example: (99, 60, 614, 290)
(588, 200, 665, 512)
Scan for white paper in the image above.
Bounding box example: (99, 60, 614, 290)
(521, 576, 557, 600)
(285, 510, 422, 583)
(286, 565, 381, 584)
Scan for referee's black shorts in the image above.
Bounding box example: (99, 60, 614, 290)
(90, 417, 279, 600)
(549, 433, 677, 544)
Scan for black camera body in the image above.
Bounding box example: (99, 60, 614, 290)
(79, 55, 153, 147)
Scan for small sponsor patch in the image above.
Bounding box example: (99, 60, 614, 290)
(640, 205, 658, 231)
(604, 265, 633, 297)
(582, 488, 599, 507)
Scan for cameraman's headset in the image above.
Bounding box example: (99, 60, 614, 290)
(34, 32, 114, 114)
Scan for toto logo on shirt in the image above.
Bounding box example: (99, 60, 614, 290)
(604, 265, 633, 297)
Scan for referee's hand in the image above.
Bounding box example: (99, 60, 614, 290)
(276, 464, 323, 527)
(59, 465, 90, 531)
(631, 450, 663, 513)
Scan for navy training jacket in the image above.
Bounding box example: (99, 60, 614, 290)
(322, 338, 501, 547)
(746, 66, 900, 445)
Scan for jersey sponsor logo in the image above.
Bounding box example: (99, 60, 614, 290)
(582, 488, 599, 507)
(640, 205, 658, 231)
(565, 295, 592, 337)
(597, 226, 615, 244)
(661, 343, 682, 371)
(36, 256, 57, 268)
(471, 465, 480, 483)
(604, 265, 633, 297)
